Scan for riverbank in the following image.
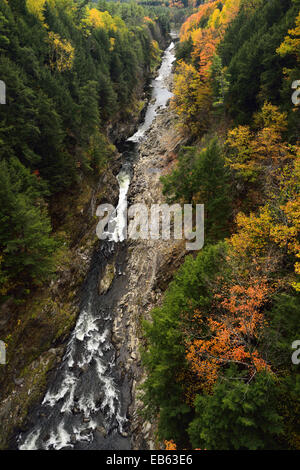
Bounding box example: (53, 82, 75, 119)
(0, 44, 169, 451)
(11, 37, 188, 451)
(114, 104, 188, 449)
(0, 156, 122, 450)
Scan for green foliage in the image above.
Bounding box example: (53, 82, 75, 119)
(219, 0, 299, 126)
(0, 158, 57, 292)
(142, 243, 228, 443)
(263, 293, 300, 369)
(189, 370, 284, 450)
(175, 37, 193, 63)
(210, 54, 230, 108)
(161, 138, 232, 242)
(0, 0, 168, 299)
(277, 374, 300, 449)
(0, 0, 168, 189)
(142, 0, 300, 451)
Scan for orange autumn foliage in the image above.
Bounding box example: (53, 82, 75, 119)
(165, 440, 177, 450)
(180, 0, 241, 77)
(173, 0, 241, 133)
(191, 28, 220, 79)
(180, 2, 219, 41)
(143, 16, 154, 24)
(164, 440, 203, 450)
(186, 280, 270, 392)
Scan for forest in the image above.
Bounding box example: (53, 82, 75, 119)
(0, 0, 171, 448)
(0, 0, 299, 453)
(142, 0, 300, 450)
(0, 0, 168, 299)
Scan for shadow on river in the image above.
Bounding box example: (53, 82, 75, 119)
(17, 37, 177, 451)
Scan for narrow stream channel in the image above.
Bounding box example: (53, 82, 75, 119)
(18, 39, 176, 451)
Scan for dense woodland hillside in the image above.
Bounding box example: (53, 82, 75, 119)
(0, 0, 299, 452)
(142, 0, 300, 450)
(0, 0, 171, 448)
(0, 0, 168, 300)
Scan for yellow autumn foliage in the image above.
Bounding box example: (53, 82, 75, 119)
(48, 32, 75, 72)
(172, 60, 212, 136)
(230, 156, 300, 289)
(26, 0, 77, 23)
(81, 8, 127, 35)
(277, 12, 300, 61)
(226, 103, 292, 180)
(26, 0, 46, 21)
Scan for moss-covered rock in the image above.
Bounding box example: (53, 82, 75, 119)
(0, 346, 63, 449)
(99, 261, 116, 295)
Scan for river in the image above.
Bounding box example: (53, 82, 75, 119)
(18, 39, 176, 451)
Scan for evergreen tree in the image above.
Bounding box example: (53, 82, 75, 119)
(0, 158, 57, 291)
(142, 243, 228, 444)
(189, 370, 283, 450)
(161, 139, 232, 242)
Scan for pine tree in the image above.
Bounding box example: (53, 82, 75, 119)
(189, 370, 283, 450)
(161, 138, 232, 242)
(0, 158, 57, 292)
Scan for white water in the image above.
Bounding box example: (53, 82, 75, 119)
(128, 41, 175, 143)
(19, 39, 176, 451)
(103, 43, 176, 244)
(101, 170, 131, 243)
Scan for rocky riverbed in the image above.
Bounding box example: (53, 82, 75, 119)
(112, 105, 187, 449)
(0, 160, 121, 449)
(11, 39, 188, 451)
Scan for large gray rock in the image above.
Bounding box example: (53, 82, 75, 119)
(98, 262, 115, 295)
